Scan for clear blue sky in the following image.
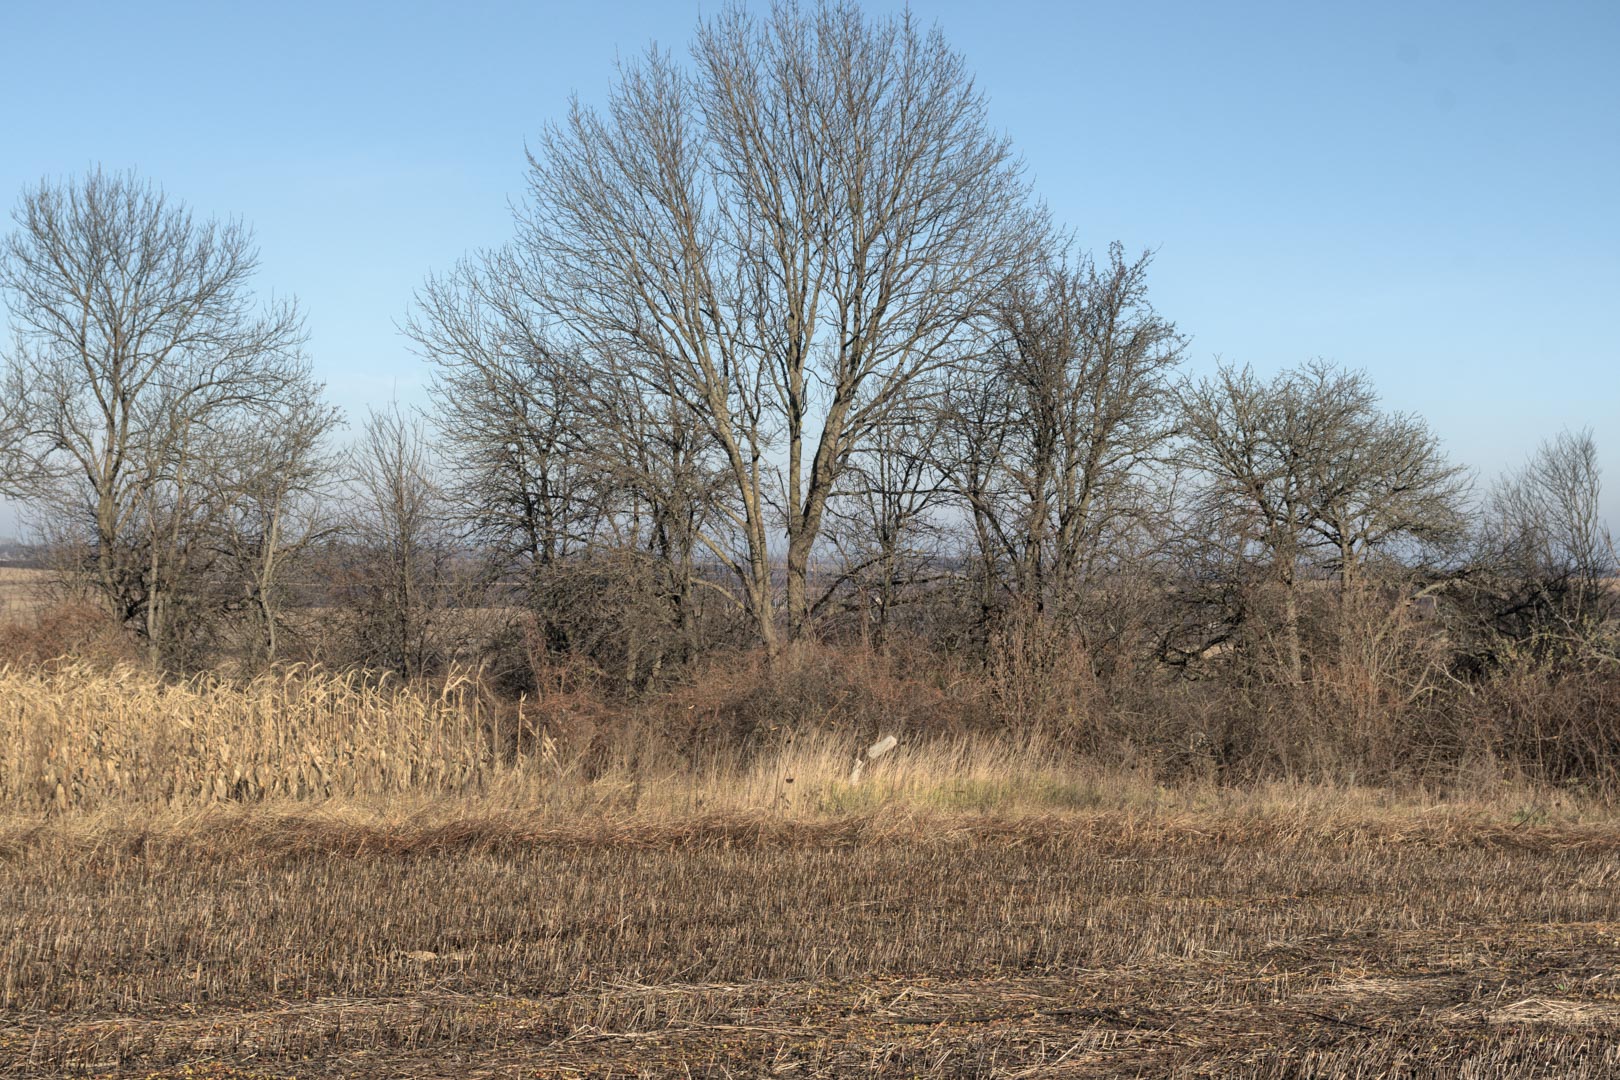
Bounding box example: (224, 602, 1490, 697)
(1, 0, 1616, 534)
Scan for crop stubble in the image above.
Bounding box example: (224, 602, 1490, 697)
(2, 812, 1618, 1077)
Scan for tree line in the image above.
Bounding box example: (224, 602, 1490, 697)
(1, 3, 1613, 717)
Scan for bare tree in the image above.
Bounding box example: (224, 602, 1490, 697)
(583, 346, 726, 667)
(210, 388, 342, 665)
(513, 1, 1042, 653)
(410, 250, 721, 678)
(945, 244, 1184, 637)
(1468, 428, 1616, 659)
(0, 169, 317, 655)
(0, 383, 31, 498)
(1177, 360, 1468, 683)
(820, 393, 952, 645)
(343, 406, 458, 680)
(937, 362, 1016, 638)
(409, 251, 605, 578)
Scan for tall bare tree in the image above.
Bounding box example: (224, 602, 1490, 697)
(0, 169, 319, 653)
(513, 1, 1042, 652)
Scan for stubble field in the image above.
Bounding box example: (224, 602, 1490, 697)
(3, 805, 1619, 1078)
(0, 569, 47, 622)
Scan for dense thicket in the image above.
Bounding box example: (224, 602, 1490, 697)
(1, 3, 1613, 787)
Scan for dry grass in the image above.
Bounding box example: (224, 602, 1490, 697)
(2, 661, 1610, 824)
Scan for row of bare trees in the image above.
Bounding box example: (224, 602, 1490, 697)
(1, 3, 1613, 697)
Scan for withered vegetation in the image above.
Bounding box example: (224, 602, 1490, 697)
(1, 632, 1618, 1077)
(2, 652, 1619, 1076)
(3, 805, 1619, 1078)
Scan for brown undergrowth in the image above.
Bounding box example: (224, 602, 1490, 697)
(6, 652, 1617, 820)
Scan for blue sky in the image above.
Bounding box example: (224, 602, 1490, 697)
(1, 0, 1616, 533)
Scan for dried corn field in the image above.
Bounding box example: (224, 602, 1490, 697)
(0, 665, 520, 811)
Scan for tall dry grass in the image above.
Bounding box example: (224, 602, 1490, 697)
(0, 658, 1157, 817)
(4, 659, 1615, 828)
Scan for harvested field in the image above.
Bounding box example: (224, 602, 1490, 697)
(3, 806, 1619, 1077)
(0, 568, 48, 621)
